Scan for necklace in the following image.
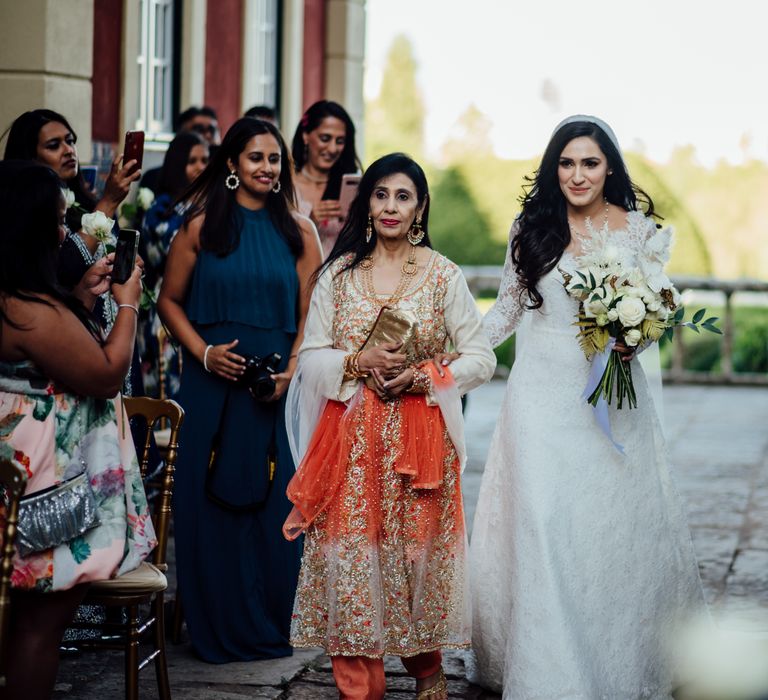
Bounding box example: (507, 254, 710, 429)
(298, 168, 328, 185)
(568, 199, 609, 239)
(360, 246, 419, 306)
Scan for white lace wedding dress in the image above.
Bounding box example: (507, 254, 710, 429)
(467, 211, 704, 699)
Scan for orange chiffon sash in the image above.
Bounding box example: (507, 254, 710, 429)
(283, 364, 456, 541)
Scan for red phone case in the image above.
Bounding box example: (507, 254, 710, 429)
(124, 131, 145, 171)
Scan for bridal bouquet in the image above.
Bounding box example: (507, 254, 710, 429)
(561, 228, 720, 410)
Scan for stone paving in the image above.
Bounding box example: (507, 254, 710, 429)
(52, 382, 768, 699)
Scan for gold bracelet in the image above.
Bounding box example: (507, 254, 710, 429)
(343, 351, 369, 380)
(406, 366, 431, 394)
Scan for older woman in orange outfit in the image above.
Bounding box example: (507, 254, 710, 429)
(284, 153, 495, 699)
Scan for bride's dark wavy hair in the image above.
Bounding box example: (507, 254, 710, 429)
(320, 152, 431, 280)
(513, 120, 656, 309)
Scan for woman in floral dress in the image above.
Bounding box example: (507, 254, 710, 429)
(284, 153, 496, 699)
(0, 161, 155, 699)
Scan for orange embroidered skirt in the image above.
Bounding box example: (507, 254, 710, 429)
(285, 386, 470, 657)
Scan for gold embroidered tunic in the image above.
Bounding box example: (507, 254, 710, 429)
(286, 251, 495, 658)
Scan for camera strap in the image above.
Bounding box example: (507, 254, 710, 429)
(205, 385, 277, 513)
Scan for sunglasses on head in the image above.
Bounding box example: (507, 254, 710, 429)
(191, 124, 216, 135)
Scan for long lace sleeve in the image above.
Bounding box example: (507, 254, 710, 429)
(482, 222, 526, 347)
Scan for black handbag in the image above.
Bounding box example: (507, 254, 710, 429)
(204, 386, 277, 513)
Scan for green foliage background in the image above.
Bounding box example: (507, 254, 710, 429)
(364, 35, 768, 279)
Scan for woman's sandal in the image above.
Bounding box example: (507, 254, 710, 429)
(416, 668, 447, 699)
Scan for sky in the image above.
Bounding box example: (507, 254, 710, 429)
(364, 0, 768, 167)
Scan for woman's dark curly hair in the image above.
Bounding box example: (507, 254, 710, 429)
(513, 120, 655, 309)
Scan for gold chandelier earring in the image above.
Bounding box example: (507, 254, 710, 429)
(365, 215, 374, 244)
(407, 215, 425, 246)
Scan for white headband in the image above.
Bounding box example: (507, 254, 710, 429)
(552, 114, 621, 154)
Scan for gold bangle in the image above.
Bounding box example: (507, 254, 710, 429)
(406, 366, 431, 394)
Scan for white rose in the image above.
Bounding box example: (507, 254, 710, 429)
(61, 187, 75, 209)
(607, 308, 619, 322)
(81, 210, 115, 243)
(137, 187, 155, 210)
(624, 328, 642, 346)
(671, 287, 682, 307)
(616, 297, 647, 327)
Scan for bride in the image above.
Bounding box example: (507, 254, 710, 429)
(466, 115, 704, 699)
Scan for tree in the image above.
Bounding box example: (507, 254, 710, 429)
(365, 35, 425, 162)
(441, 104, 494, 163)
(429, 167, 507, 265)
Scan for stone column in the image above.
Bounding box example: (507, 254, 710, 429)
(0, 0, 94, 156)
(324, 0, 366, 156)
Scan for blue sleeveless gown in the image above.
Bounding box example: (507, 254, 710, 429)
(174, 206, 302, 662)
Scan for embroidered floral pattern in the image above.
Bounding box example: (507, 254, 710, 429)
(290, 254, 470, 657)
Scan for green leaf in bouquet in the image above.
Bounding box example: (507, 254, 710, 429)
(588, 270, 597, 288)
(576, 270, 588, 283)
(673, 307, 685, 322)
(570, 283, 586, 291)
(692, 308, 706, 324)
(704, 316, 719, 325)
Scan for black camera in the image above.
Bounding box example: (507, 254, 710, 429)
(239, 352, 281, 400)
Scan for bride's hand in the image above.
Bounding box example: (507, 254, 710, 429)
(613, 342, 635, 362)
(432, 352, 460, 377)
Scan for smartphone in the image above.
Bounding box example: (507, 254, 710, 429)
(338, 173, 361, 218)
(123, 130, 145, 173)
(80, 165, 98, 190)
(112, 229, 140, 284)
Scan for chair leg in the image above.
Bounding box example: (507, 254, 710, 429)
(171, 590, 183, 644)
(153, 593, 171, 700)
(125, 604, 140, 700)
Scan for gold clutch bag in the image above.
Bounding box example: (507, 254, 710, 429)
(360, 306, 416, 390)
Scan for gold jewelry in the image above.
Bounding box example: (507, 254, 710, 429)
(416, 669, 447, 699)
(365, 215, 373, 243)
(343, 351, 369, 380)
(360, 245, 418, 307)
(406, 214, 425, 246)
(406, 366, 431, 394)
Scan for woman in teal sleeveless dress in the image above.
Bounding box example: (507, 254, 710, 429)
(158, 118, 322, 662)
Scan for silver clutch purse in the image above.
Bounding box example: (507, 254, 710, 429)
(16, 471, 100, 557)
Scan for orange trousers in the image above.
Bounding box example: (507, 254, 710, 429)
(331, 650, 442, 700)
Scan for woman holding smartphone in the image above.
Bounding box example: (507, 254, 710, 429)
(2, 109, 142, 374)
(291, 100, 362, 258)
(158, 118, 322, 663)
(0, 160, 154, 699)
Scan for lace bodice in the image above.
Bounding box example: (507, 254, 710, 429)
(482, 211, 670, 348)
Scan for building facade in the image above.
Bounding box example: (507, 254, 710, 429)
(0, 0, 366, 172)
